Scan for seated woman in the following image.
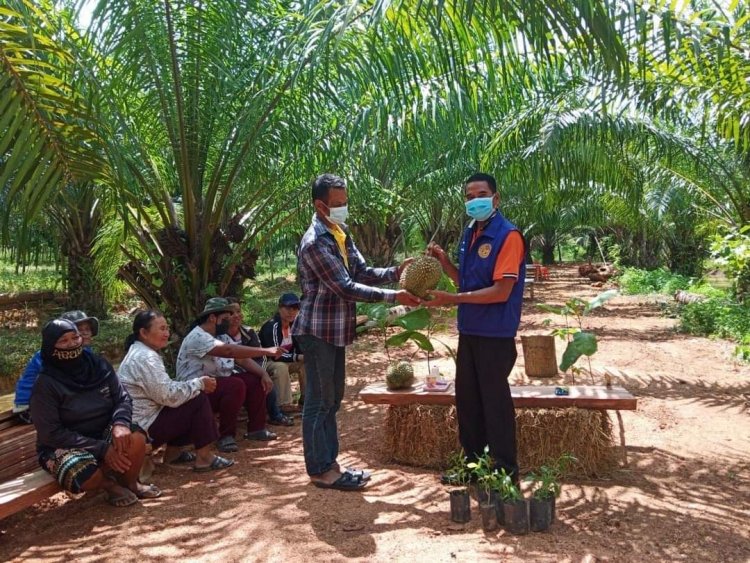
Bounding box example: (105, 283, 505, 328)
(225, 300, 293, 427)
(30, 319, 160, 507)
(14, 310, 99, 421)
(117, 310, 234, 472)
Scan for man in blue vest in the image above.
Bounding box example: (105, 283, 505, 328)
(426, 172, 526, 482)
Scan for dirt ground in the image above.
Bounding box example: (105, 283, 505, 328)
(1, 265, 748, 562)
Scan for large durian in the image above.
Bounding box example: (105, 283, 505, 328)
(386, 361, 415, 390)
(399, 255, 442, 298)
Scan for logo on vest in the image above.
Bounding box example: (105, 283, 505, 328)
(477, 243, 492, 258)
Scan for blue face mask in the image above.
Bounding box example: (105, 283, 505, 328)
(465, 197, 495, 221)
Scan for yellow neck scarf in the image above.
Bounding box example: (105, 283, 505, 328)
(328, 224, 349, 269)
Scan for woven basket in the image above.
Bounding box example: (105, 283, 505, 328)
(521, 335, 558, 378)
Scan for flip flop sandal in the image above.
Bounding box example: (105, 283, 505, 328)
(216, 436, 239, 453)
(312, 472, 367, 491)
(167, 451, 197, 465)
(344, 468, 371, 482)
(244, 429, 278, 441)
(136, 483, 163, 499)
(268, 415, 294, 427)
(106, 490, 139, 507)
(193, 456, 235, 473)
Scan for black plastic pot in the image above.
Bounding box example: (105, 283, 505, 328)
(530, 497, 554, 532)
(476, 487, 497, 508)
(502, 498, 529, 535)
(449, 489, 471, 523)
(479, 502, 498, 531)
(494, 497, 506, 526)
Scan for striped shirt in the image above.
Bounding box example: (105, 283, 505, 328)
(293, 214, 399, 347)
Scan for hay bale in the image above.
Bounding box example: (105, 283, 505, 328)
(381, 405, 616, 477)
(383, 405, 459, 469)
(517, 408, 616, 477)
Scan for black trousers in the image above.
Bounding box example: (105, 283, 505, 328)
(455, 334, 518, 479)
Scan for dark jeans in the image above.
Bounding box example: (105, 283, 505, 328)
(231, 371, 267, 433)
(148, 393, 219, 450)
(297, 334, 346, 476)
(455, 334, 519, 479)
(208, 376, 246, 438)
(266, 387, 284, 421)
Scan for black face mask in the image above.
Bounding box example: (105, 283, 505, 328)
(52, 344, 84, 362)
(215, 319, 230, 336)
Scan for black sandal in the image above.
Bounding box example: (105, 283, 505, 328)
(167, 451, 197, 465)
(193, 456, 235, 473)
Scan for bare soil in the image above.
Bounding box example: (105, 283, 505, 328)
(1, 265, 748, 562)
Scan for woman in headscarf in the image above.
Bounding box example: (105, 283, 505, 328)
(117, 310, 234, 472)
(30, 319, 160, 507)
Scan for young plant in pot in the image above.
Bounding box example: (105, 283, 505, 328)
(537, 290, 618, 383)
(467, 446, 498, 532)
(445, 450, 471, 523)
(526, 453, 575, 530)
(359, 304, 433, 390)
(498, 470, 529, 535)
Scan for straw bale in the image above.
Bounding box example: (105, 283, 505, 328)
(381, 405, 617, 477)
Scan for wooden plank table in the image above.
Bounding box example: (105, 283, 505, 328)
(360, 382, 637, 410)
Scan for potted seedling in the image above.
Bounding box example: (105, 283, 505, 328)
(497, 469, 528, 535)
(526, 453, 575, 530)
(537, 290, 618, 383)
(359, 304, 433, 389)
(445, 450, 471, 523)
(467, 446, 498, 531)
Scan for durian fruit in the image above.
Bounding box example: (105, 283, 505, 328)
(386, 361, 415, 390)
(399, 255, 442, 298)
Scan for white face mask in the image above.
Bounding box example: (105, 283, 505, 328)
(327, 205, 349, 226)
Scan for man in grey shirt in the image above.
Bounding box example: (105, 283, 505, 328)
(176, 298, 284, 453)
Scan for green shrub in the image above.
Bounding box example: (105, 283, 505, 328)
(618, 268, 692, 295)
(679, 298, 750, 343)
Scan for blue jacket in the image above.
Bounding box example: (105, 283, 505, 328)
(457, 212, 525, 337)
(13, 351, 43, 409)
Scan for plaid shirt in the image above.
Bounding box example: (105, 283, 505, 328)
(293, 214, 398, 347)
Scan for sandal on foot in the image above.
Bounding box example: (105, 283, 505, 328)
(244, 429, 277, 441)
(268, 414, 294, 427)
(136, 483, 162, 499)
(344, 467, 371, 482)
(312, 472, 367, 491)
(216, 436, 239, 453)
(193, 456, 235, 473)
(167, 451, 197, 465)
(106, 489, 138, 507)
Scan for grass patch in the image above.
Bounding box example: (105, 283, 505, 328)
(0, 258, 63, 293)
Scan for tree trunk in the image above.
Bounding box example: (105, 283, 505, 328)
(349, 218, 403, 267)
(66, 248, 107, 317)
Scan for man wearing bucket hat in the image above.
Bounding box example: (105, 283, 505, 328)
(425, 172, 526, 484)
(176, 297, 286, 453)
(13, 310, 100, 422)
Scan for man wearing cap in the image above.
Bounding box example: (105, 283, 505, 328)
(13, 310, 99, 421)
(259, 293, 306, 415)
(176, 298, 286, 453)
(425, 172, 526, 484)
(294, 173, 420, 491)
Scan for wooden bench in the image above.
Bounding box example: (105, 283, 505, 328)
(0, 410, 59, 520)
(360, 382, 637, 467)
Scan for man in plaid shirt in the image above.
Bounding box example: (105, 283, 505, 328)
(294, 173, 420, 491)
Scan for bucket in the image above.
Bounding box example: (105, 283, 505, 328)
(521, 335, 558, 378)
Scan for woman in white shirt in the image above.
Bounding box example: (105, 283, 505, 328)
(118, 311, 234, 472)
